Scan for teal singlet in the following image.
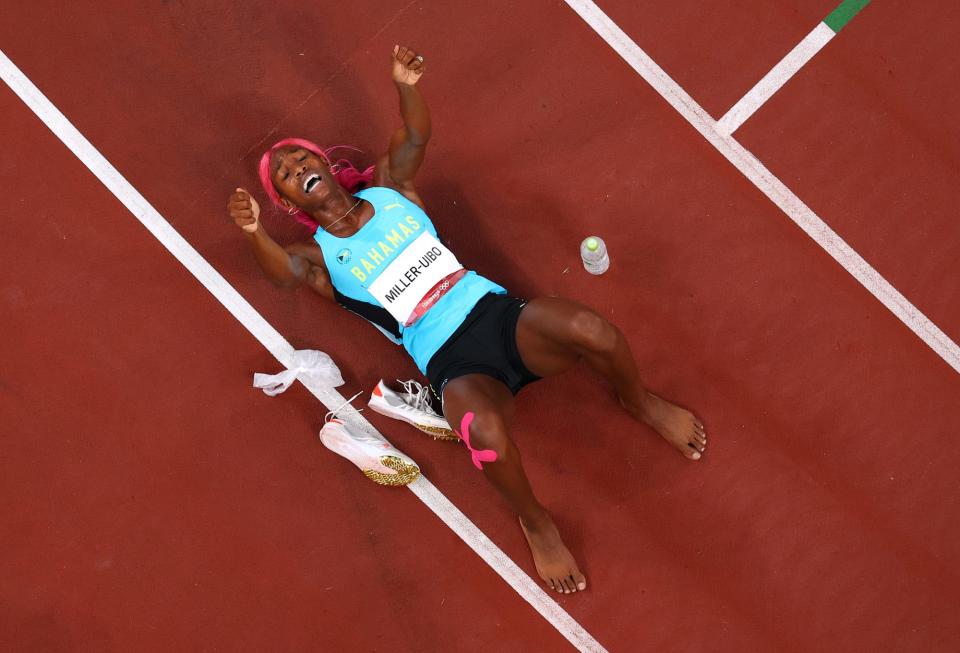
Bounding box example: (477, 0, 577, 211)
(313, 186, 506, 373)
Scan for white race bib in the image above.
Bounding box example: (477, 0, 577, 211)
(367, 232, 464, 323)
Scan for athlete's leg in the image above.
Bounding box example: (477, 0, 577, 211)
(515, 297, 706, 460)
(441, 373, 587, 593)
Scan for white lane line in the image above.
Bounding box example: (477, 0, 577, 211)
(408, 480, 606, 652)
(0, 49, 607, 653)
(562, 0, 960, 375)
(717, 22, 835, 135)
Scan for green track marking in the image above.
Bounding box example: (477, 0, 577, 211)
(824, 0, 871, 33)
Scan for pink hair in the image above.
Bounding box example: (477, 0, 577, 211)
(258, 137, 375, 233)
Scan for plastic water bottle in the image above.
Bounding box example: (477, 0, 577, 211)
(580, 236, 610, 275)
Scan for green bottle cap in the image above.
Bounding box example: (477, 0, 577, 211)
(585, 237, 599, 252)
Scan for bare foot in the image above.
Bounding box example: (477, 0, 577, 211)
(620, 391, 707, 460)
(519, 514, 587, 594)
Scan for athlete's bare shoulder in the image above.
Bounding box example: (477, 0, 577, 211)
(284, 239, 326, 267)
(282, 239, 335, 301)
(373, 153, 426, 209)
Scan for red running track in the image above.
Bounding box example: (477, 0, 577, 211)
(0, 86, 573, 652)
(2, 1, 958, 651)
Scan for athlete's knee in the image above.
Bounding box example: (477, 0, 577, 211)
(569, 309, 619, 354)
(462, 410, 511, 462)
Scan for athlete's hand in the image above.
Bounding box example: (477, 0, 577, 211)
(228, 188, 260, 233)
(392, 45, 425, 86)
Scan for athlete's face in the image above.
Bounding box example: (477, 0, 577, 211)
(270, 147, 336, 209)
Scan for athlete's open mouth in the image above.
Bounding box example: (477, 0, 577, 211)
(303, 173, 322, 193)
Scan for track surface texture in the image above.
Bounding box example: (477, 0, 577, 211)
(2, 1, 958, 651)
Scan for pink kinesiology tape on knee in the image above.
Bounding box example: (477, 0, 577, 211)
(458, 412, 498, 470)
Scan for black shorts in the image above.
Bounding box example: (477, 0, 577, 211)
(426, 293, 541, 401)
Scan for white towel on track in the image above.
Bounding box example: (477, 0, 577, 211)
(253, 349, 344, 396)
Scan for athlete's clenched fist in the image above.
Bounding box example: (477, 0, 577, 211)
(228, 187, 260, 233)
(392, 44, 425, 86)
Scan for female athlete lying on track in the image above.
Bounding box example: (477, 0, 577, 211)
(228, 45, 706, 595)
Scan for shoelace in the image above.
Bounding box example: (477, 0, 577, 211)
(323, 391, 364, 424)
(398, 379, 434, 413)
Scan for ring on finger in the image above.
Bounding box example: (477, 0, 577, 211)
(415, 55, 424, 62)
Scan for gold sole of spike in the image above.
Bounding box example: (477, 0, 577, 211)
(414, 423, 460, 442)
(362, 456, 421, 486)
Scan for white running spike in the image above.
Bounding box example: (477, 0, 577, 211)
(319, 418, 420, 486)
(368, 379, 458, 441)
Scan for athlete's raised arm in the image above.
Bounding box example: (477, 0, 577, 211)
(376, 45, 431, 205)
(227, 187, 334, 301)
